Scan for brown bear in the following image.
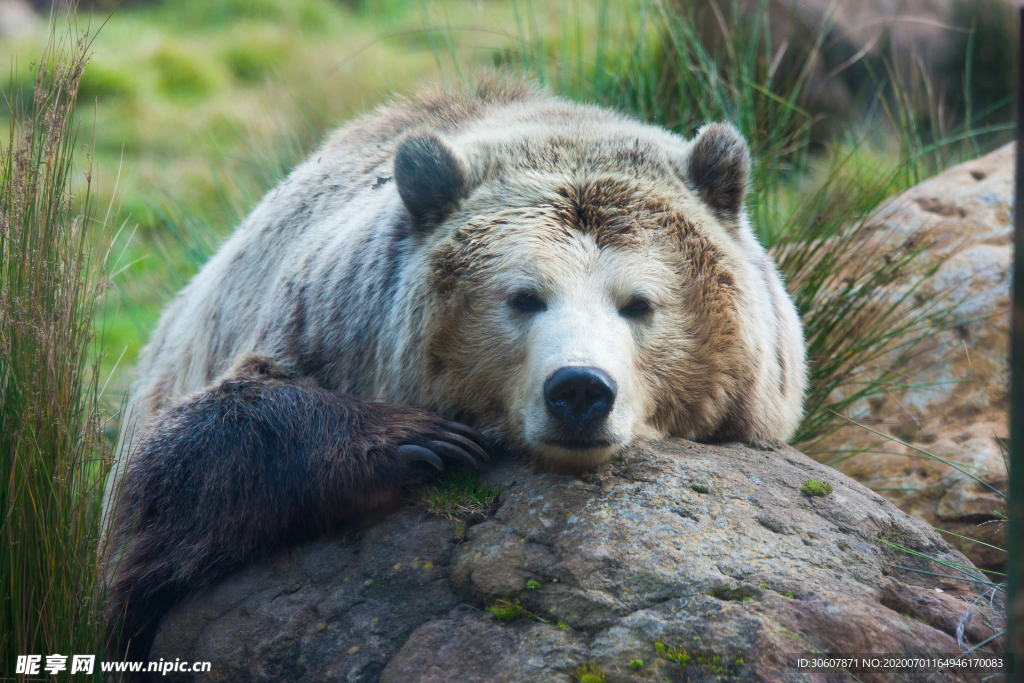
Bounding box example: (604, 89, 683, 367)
(102, 76, 806, 657)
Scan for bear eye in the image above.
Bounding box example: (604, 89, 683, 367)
(509, 291, 546, 313)
(620, 296, 652, 319)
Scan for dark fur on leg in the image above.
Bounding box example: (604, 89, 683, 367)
(103, 359, 488, 660)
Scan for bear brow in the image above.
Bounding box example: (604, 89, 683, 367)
(552, 179, 682, 248)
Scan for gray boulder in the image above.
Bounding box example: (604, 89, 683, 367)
(149, 440, 1004, 682)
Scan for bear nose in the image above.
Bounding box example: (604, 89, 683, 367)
(544, 366, 617, 427)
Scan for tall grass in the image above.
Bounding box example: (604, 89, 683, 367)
(0, 11, 113, 680)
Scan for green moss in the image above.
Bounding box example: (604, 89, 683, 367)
(758, 583, 769, 589)
(785, 592, 795, 599)
(741, 596, 754, 602)
(630, 659, 644, 670)
(574, 663, 605, 683)
(800, 479, 833, 497)
(691, 482, 710, 494)
(487, 598, 529, 623)
(527, 580, 541, 590)
(558, 621, 569, 629)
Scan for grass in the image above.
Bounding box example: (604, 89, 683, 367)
(573, 662, 605, 683)
(416, 470, 502, 521)
(0, 11, 114, 681)
(655, 641, 691, 666)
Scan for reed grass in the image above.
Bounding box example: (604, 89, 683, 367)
(0, 10, 113, 680)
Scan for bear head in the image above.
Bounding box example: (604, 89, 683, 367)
(391, 113, 805, 472)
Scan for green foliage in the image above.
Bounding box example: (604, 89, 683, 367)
(558, 621, 569, 629)
(690, 482, 710, 494)
(0, 18, 114, 680)
(630, 659, 644, 670)
(655, 641, 691, 666)
(527, 579, 541, 590)
(574, 662, 605, 683)
(416, 470, 501, 520)
(487, 598, 529, 622)
(78, 62, 137, 101)
(800, 480, 834, 497)
(224, 39, 288, 83)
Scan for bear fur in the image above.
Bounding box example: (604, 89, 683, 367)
(102, 76, 806, 657)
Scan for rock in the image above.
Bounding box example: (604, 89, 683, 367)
(149, 439, 1003, 682)
(812, 143, 1012, 572)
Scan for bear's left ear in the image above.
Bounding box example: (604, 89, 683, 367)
(394, 133, 469, 231)
(683, 122, 751, 224)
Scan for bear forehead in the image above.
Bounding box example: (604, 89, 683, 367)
(451, 170, 718, 252)
(428, 175, 737, 298)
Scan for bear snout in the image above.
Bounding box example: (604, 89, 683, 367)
(542, 365, 617, 444)
(544, 366, 617, 423)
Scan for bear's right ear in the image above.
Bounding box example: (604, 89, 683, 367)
(682, 122, 751, 225)
(394, 133, 469, 231)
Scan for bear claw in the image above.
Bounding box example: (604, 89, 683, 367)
(400, 444, 444, 470)
(442, 431, 490, 461)
(428, 440, 480, 469)
(443, 422, 491, 451)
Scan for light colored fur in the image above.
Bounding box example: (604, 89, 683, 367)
(103, 78, 806, 520)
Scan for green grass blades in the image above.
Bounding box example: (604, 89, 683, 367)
(415, 470, 501, 521)
(1, 12, 116, 681)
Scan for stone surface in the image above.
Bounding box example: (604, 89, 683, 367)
(149, 439, 1004, 682)
(812, 143, 1012, 571)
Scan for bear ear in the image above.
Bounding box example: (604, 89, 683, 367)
(683, 122, 751, 224)
(394, 133, 469, 231)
